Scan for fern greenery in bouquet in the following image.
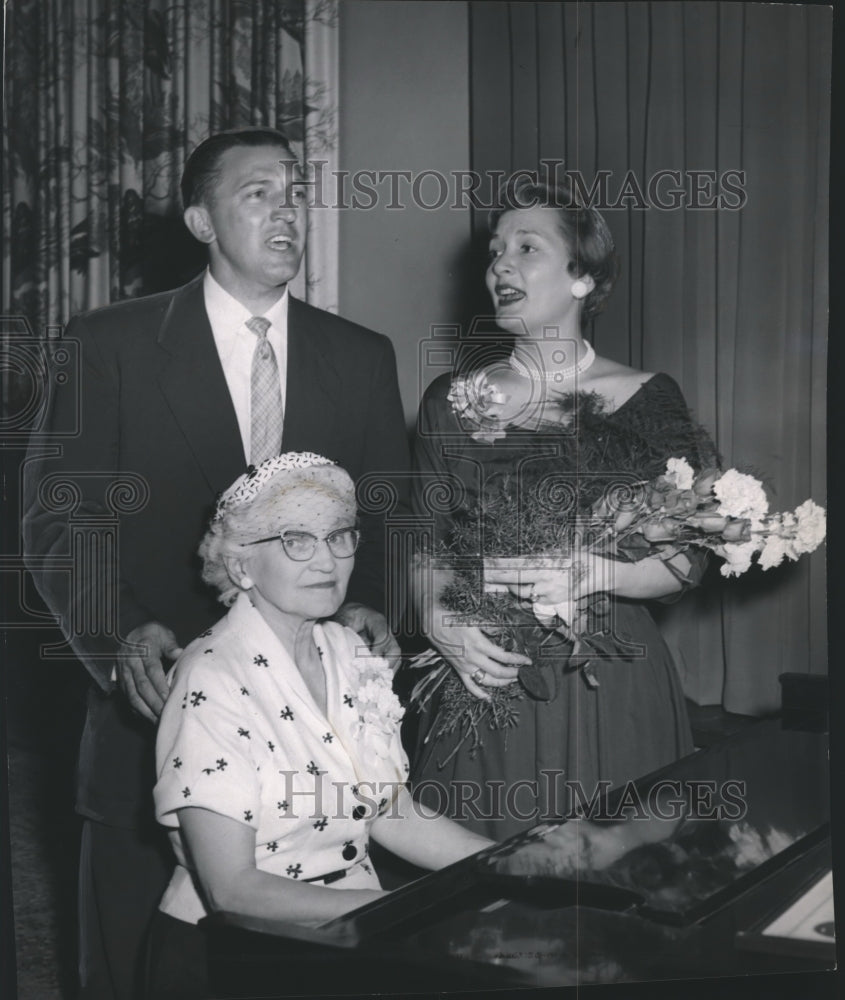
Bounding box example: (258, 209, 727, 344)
(409, 395, 826, 760)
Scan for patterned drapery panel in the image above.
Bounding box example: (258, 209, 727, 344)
(2, 0, 340, 332)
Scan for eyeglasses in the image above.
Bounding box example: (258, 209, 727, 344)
(244, 527, 361, 561)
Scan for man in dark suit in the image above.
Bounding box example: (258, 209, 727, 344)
(23, 127, 409, 999)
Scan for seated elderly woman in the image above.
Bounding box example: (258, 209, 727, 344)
(148, 452, 491, 998)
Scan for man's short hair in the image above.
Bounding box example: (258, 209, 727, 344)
(181, 127, 297, 210)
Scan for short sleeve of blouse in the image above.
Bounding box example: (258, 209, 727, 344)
(154, 652, 261, 830)
(625, 373, 720, 474)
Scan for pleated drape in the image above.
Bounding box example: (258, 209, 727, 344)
(2, 0, 340, 331)
(469, 1, 829, 713)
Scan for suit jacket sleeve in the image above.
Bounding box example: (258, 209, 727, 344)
(23, 316, 156, 691)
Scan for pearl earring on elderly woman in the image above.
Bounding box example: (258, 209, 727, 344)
(240, 575, 254, 589)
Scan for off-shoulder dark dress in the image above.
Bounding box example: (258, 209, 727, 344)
(410, 371, 714, 840)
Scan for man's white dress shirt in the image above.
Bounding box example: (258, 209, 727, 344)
(203, 270, 288, 460)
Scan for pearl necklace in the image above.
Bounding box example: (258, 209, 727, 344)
(508, 340, 596, 383)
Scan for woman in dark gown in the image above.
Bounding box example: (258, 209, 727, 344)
(409, 173, 716, 841)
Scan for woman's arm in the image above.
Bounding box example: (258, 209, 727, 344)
(178, 807, 385, 927)
(591, 551, 693, 600)
(370, 786, 494, 869)
(484, 550, 693, 611)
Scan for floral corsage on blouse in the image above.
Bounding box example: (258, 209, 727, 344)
(351, 655, 404, 759)
(447, 370, 510, 442)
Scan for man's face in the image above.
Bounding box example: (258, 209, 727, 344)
(194, 144, 307, 308)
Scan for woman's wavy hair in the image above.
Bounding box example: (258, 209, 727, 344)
(488, 171, 619, 324)
(198, 516, 251, 608)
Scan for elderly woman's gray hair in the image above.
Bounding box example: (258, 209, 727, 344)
(199, 453, 357, 605)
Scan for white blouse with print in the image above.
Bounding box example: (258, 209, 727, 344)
(154, 592, 409, 924)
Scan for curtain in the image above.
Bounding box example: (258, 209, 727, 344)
(469, 1, 829, 714)
(0, 0, 340, 789)
(2, 0, 340, 334)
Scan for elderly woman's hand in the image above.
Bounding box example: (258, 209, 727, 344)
(333, 602, 401, 667)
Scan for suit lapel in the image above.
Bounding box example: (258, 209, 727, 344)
(283, 297, 341, 456)
(156, 276, 247, 493)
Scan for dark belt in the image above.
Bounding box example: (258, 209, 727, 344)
(303, 867, 349, 885)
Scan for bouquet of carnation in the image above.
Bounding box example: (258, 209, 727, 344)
(409, 454, 825, 759)
(608, 458, 826, 578)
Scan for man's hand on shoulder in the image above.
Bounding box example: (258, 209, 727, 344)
(333, 603, 400, 668)
(117, 622, 184, 723)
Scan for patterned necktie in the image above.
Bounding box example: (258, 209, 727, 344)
(246, 316, 283, 465)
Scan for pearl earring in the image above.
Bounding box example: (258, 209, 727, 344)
(571, 279, 590, 300)
(240, 575, 254, 590)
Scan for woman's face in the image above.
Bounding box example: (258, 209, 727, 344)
(241, 489, 355, 625)
(486, 205, 580, 336)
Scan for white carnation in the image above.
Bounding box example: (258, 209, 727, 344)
(758, 534, 791, 571)
(361, 707, 382, 728)
(357, 678, 385, 704)
(719, 540, 757, 578)
(793, 499, 826, 555)
(713, 469, 770, 520)
(352, 662, 405, 751)
(665, 457, 695, 491)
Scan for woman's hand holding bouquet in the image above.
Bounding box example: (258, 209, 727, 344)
(409, 456, 825, 757)
(485, 458, 825, 635)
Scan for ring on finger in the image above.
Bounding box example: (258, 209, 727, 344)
(471, 668, 486, 684)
